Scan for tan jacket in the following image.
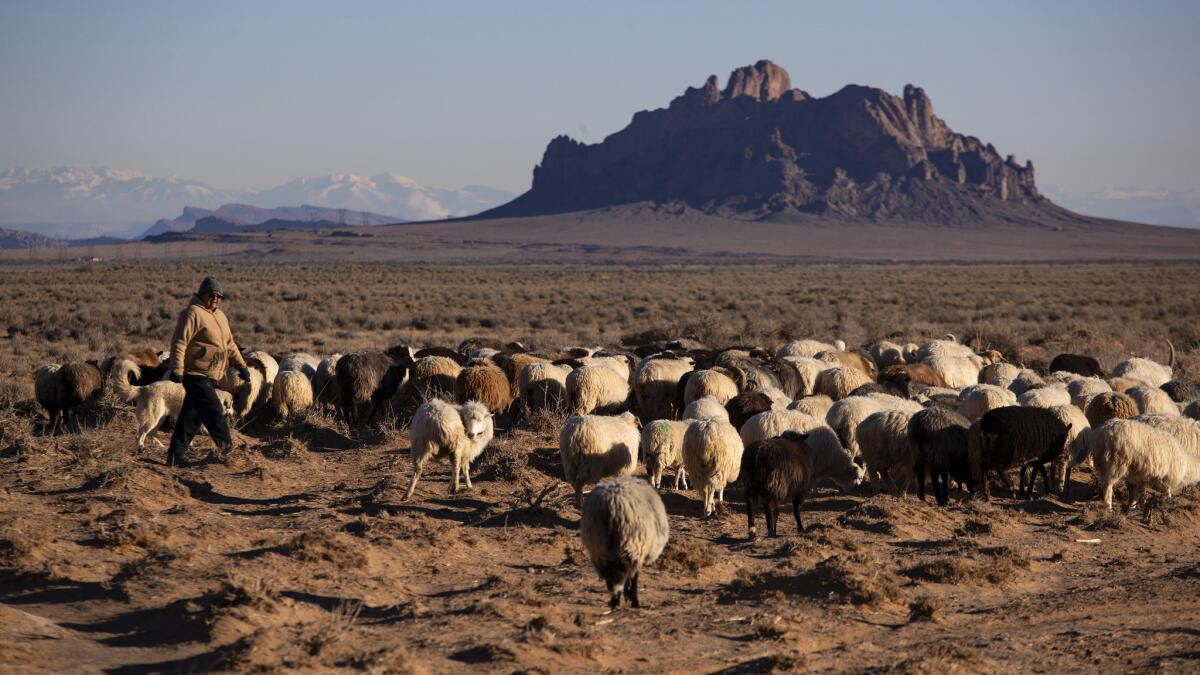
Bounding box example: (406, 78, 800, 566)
(169, 297, 247, 380)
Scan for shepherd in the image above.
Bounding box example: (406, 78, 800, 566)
(165, 276, 250, 466)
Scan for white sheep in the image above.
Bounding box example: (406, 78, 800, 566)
(788, 394, 834, 419)
(403, 399, 494, 499)
(739, 409, 825, 446)
(869, 340, 908, 369)
(519, 362, 573, 414)
(776, 339, 842, 359)
(580, 476, 669, 609)
(245, 350, 279, 387)
(682, 395, 730, 422)
(271, 370, 313, 419)
(924, 354, 985, 389)
(1089, 418, 1200, 511)
(826, 393, 922, 458)
(1069, 377, 1111, 411)
(978, 362, 1021, 387)
(1007, 370, 1046, 396)
(814, 366, 873, 401)
(640, 419, 692, 490)
(856, 409, 917, 496)
(312, 353, 343, 407)
(633, 356, 693, 421)
(776, 356, 825, 398)
(684, 369, 739, 407)
(277, 353, 319, 380)
(739, 411, 861, 491)
(1047, 403, 1091, 495)
(957, 384, 1018, 421)
(559, 412, 640, 505)
(916, 336, 975, 361)
(567, 365, 631, 415)
(1111, 343, 1175, 387)
(579, 354, 635, 384)
(1018, 384, 1071, 409)
(222, 365, 264, 419)
(682, 417, 743, 516)
(1127, 385, 1180, 415)
(1135, 414, 1200, 460)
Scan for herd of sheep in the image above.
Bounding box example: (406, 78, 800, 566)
(28, 334, 1200, 607)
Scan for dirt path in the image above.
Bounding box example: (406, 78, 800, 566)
(2, 414, 1199, 673)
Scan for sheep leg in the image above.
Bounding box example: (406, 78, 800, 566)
(1102, 478, 1115, 512)
(936, 471, 950, 506)
(792, 495, 805, 533)
(718, 486, 726, 503)
(624, 572, 641, 609)
(1018, 466, 1029, 497)
(997, 469, 1015, 498)
(451, 455, 461, 495)
(608, 581, 622, 610)
(462, 460, 473, 490)
(574, 485, 585, 511)
(403, 456, 426, 501)
(745, 491, 757, 538)
(677, 468, 689, 491)
(765, 500, 779, 538)
(1039, 462, 1053, 497)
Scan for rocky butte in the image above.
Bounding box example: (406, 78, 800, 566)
(481, 60, 1088, 226)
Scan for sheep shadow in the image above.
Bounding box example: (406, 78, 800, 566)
(0, 571, 120, 606)
(177, 478, 314, 506)
(59, 596, 210, 648)
(279, 590, 408, 624)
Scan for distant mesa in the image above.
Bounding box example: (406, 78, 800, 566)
(141, 203, 403, 239)
(480, 59, 1077, 225)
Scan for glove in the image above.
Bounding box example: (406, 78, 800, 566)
(168, 372, 182, 383)
(238, 367, 252, 383)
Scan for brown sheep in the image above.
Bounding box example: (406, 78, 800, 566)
(879, 364, 948, 396)
(456, 364, 512, 414)
(499, 352, 550, 401)
(55, 362, 103, 432)
(397, 355, 463, 411)
(1085, 391, 1139, 428)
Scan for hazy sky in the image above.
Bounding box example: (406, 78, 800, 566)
(2, 1, 1197, 194)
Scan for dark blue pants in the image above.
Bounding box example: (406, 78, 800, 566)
(166, 375, 231, 463)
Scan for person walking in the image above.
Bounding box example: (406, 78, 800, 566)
(165, 276, 250, 466)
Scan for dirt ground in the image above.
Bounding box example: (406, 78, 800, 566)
(1, 401, 1198, 674)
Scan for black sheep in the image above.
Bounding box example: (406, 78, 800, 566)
(1048, 353, 1105, 378)
(724, 391, 773, 430)
(1161, 380, 1200, 403)
(907, 406, 973, 506)
(336, 351, 395, 427)
(742, 431, 815, 538)
(970, 406, 1070, 500)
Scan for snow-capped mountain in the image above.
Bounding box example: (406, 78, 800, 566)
(0, 167, 516, 238)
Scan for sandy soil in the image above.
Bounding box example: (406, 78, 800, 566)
(2, 402, 1198, 674)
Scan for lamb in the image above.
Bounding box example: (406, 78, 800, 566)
(455, 363, 512, 414)
(1049, 353, 1105, 378)
(776, 356, 825, 398)
(1018, 384, 1071, 409)
(724, 391, 776, 430)
(1127, 385, 1180, 415)
(788, 394, 834, 420)
(924, 354, 986, 389)
(1089, 418, 1200, 511)
(682, 417, 744, 516)
(1085, 391, 1139, 427)
(518, 362, 573, 415)
(683, 368, 739, 407)
(580, 476, 669, 609)
(1110, 341, 1175, 387)
(682, 395, 730, 422)
(970, 406, 1070, 499)
(815, 350, 878, 379)
(403, 399, 494, 499)
(776, 339, 843, 359)
(957, 384, 1018, 421)
(814, 366, 873, 401)
(34, 364, 61, 430)
(868, 340, 908, 369)
(826, 394, 922, 458)
(277, 353, 319, 380)
(271, 370, 314, 419)
(856, 410, 917, 496)
(908, 406, 974, 505)
(633, 355, 694, 421)
(742, 432, 815, 538)
(559, 412, 640, 506)
(335, 352, 395, 426)
(641, 419, 692, 490)
(568, 365, 631, 415)
(54, 362, 103, 432)
(312, 353, 342, 408)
